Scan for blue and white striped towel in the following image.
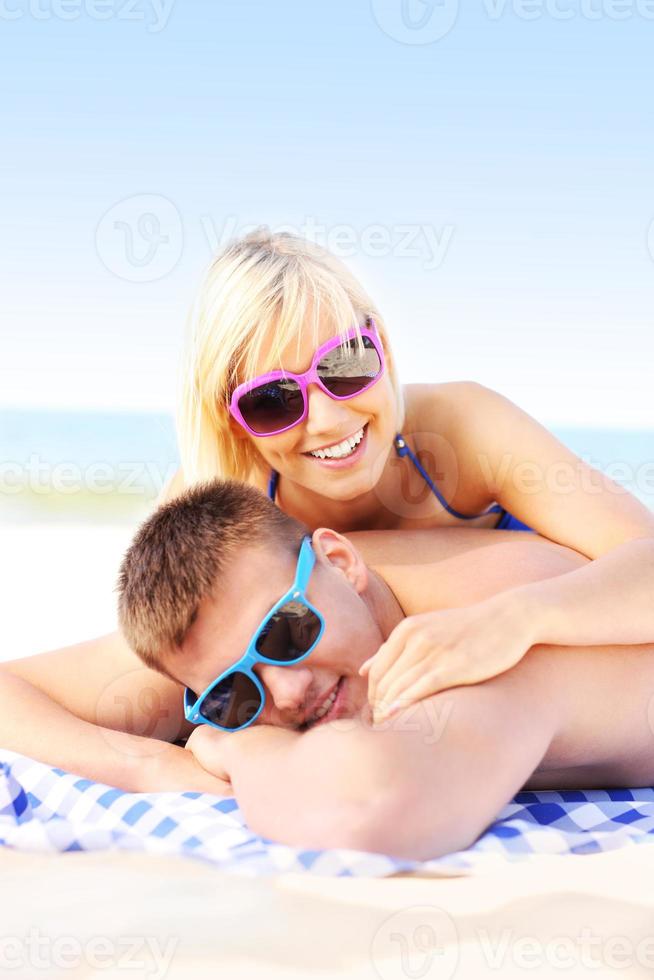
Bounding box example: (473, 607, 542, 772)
(2, 750, 654, 876)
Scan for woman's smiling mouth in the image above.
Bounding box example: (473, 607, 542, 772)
(303, 425, 368, 468)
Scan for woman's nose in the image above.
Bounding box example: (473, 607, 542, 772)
(304, 383, 352, 436)
(257, 663, 313, 716)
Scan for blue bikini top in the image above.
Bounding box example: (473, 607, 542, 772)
(268, 432, 533, 532)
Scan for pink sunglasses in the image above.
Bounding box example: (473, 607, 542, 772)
(229, 322, 385, 437)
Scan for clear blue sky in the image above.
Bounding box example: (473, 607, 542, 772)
(2, 0, 653, 427)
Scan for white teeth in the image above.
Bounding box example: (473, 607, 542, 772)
(308, 685, 339, 724)
(309, 427, 365, 460)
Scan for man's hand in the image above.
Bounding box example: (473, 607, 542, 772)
(360, 593, 537, 723)
(185, 725, 234, 784)
(129, 738, 234, 796)
(186, 722, 300, 791)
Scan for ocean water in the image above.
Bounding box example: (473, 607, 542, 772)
(1, 409, 653, 523)
(1, 409, 179, 524)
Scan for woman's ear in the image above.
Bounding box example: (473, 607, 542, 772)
(311, 528, 368, 593)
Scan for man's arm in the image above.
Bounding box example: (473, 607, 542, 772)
(192, 661, 554, 860)
(0, 631, 214, 791)
(0, 669, 232, 794)
(1, 630, 190, 739)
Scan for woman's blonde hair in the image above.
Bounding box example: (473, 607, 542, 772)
(177, 228, 405, 485)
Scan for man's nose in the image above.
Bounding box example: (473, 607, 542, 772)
(304, 383, 352, 436)
(257, 663, 313, 716)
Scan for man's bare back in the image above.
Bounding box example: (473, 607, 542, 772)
(527, 642, 654, 788)
(360, 530, 654, 792)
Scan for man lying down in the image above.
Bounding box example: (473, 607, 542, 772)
(117, 480, 654, 862)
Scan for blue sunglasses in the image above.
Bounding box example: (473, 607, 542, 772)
(184, 537, 325, 733)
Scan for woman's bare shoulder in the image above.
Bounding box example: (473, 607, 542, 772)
(399, 382, 511, 509)
(401, 381, 489, 435)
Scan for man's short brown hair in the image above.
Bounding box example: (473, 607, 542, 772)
(117, 479, 307, 679)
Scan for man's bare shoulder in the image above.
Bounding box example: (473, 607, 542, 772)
(350, 526, 523, 566)
(372, 535, 587, 615)
(350, 524, 581, 569)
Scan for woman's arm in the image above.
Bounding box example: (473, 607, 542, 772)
(436, 382, 654, 646)
(505, 536, 654, 647)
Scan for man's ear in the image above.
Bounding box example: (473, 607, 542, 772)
(311, 528, 368, 593)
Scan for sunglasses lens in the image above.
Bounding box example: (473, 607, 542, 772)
(199, 672, 261, 730)
(318, 336, 382, 398)
(237, 379, 304, 434)
(255, 600, 322, 662)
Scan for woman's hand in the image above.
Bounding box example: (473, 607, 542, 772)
(360, 594, 537, 723)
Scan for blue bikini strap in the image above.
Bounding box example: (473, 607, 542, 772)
(393, 434, 504, 521)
